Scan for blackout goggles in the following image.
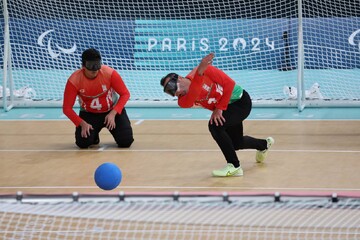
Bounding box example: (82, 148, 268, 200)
(163, 74, 178, 97)
(85, 60, 102, 71)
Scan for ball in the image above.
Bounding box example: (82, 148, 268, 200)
(94, 162, 122, 190)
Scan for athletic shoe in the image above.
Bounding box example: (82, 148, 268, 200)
(256, 137, 275, 163)
(212, 163, 243, 177)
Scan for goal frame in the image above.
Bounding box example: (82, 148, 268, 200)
(2, 0, 359, 111)
(2, 0, 14, 111)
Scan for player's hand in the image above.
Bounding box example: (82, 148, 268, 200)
(104, 110, 117, 130)
(197, 52, 214, 76)
(210, 108, 225, 126)
(79, 120, 93, 138)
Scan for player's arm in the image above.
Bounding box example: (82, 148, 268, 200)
(63, 81, 82, 126)
(197, 52, 214, 76)
(104, 71, 130, 130)
(178, 54, 214, 108)
(206, 66, 235, 110)
(63, 81, 94, 137)
(109, 70, 130, 114)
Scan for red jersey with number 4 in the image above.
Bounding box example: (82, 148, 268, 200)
(63, 65, 130, 126)
(178, 65, 235, 111)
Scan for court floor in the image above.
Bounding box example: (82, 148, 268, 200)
(0, 107, 359, 196)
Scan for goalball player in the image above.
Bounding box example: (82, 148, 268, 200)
(63, 48, 134, 149)
(160, 53, 274, 177)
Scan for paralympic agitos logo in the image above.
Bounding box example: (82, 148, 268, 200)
(37, 29, 77, 58)
(349, 29, 360, 51)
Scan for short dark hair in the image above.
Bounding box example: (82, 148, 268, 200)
(160, 73, 177, 86)
(81, 48, 101, 66)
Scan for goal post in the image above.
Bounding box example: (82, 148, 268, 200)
(1, 0, 360, 110)
(1, 0, 14, 111)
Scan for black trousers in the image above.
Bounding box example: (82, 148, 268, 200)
(208, 90, 267, 168)
(75, 108, 134, 149)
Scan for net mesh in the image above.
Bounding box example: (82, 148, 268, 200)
(0, 193, 360, 239)
(302, 0, 360, 101)
(1, 0, 360, 106)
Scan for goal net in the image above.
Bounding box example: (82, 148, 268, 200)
(1, 192, 360, 239)
(1, 0, 360, 109)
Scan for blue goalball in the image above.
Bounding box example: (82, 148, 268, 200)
(94, 162, 122, 190)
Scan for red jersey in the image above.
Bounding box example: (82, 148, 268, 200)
(178, 65, 235, 111)
(63, 65, 130, 126)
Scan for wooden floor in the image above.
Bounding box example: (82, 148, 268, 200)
(0, 119, 359, 195)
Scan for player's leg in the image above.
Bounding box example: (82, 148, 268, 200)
(109, 108, 134, 148)
(75, 111, 103, 148)
(209, 92, 250, 175)
(209, 122, 240, 168)
(208, 117, 243, 176)
(226, 124, 268, 151)
(224, 90, 268, 151)
(227, 90, 274, 162)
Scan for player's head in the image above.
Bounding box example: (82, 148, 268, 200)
(160, 73, 179, 97)
(82, 48, 102, 71)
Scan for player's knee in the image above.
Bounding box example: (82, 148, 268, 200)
(208, 122, 215, 132)
(75, 129, 94, 149)
(76, 141, 92, 149)
(208, 123, 220, 139)
(117, 137, 134, 148)
(113, 127, 134, 148)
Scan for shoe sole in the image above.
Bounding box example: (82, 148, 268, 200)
(233, 172, 244, 177)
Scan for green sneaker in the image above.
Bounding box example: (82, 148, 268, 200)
(256, 137, 275, 163)
(212, 163, 243, 177)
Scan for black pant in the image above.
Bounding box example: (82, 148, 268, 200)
(75, 109, 134, 148)
(208, 90, 267, 168)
